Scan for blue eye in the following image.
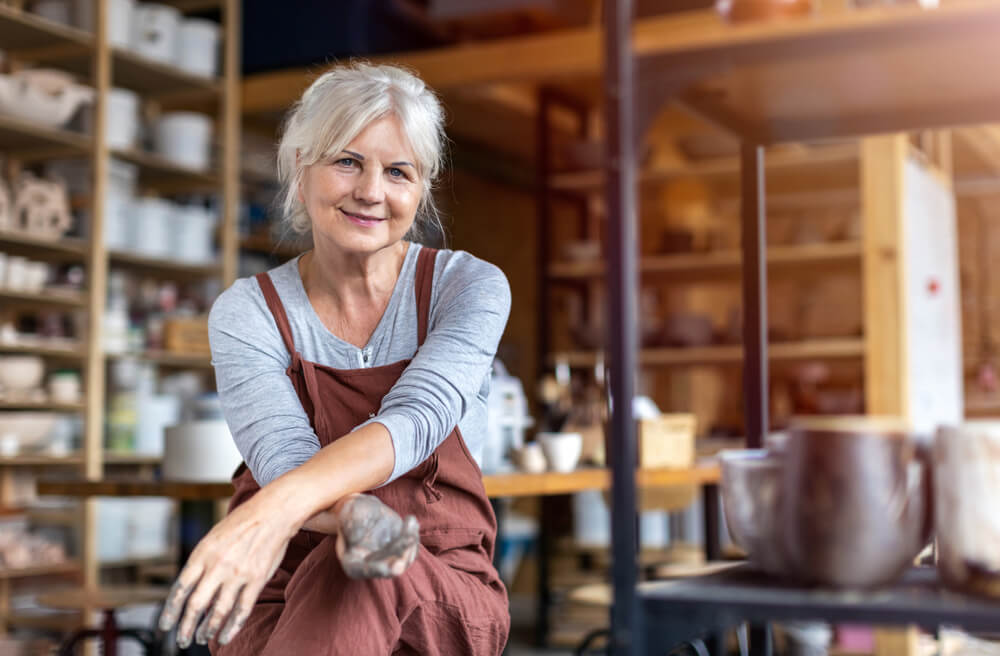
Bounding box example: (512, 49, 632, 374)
(335, 158, 356, 167)
(388, 167, 404, 178)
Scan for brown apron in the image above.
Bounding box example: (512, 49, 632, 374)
(211, 247, 509, 655)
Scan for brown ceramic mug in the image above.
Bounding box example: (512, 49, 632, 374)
(781, 416, 931, 587)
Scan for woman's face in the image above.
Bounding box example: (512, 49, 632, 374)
(300, 114, 422, 257)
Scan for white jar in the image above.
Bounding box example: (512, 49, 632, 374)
(153, 111, 212, 170)
(131, 197, 173, 257)
(105, 87, 139, 150)
(175, 18, 219, 77)
(130, 3, 180, 64)
(173, 205, 215, 262)
(108, 0, 135, 47)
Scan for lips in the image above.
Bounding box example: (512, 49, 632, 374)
(341, 209, 386, 226)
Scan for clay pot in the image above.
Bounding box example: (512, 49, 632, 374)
(781, 416, 931, 587)
(935, 422, 1000, 598)
(719, 449, 788, 575)
(716, 0, 814, 22)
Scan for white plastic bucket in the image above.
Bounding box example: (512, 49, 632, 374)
(130, 2, 180, 63)
(153, 111, 212, 170)
(173, 205, 216, 262)
(131, 197, 173, 256)
(105, 87, 139, 149)
(175, 18, 220, 77)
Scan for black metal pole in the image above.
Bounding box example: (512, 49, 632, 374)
(741, 144, 768, 449)
(604, 1, 642, 655)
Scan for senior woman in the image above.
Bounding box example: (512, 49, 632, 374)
(157, 62, 511, 655)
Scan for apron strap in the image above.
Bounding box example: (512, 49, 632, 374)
(255, 272, 297, 359)
(414, 246, 437, 346)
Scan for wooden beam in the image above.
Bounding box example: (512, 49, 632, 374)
(954, 124, 1000, 174)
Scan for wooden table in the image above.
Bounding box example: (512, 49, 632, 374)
(37, 462, 720, 500)
(39, 462, 721, 649)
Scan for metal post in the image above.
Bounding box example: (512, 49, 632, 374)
(741, 144, 769, 449)
(604, 0, 642, 654)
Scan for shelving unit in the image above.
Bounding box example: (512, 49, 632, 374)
(591, 2, 1000, 654)
(0, 0, 241, 636)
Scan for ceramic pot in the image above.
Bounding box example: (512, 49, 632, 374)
(935, 421, 1000, 598)
(781, 416, 931, 587)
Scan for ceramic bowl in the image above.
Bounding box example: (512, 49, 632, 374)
(0, 412, 58, 450)
(538, 431, 583, 473)
(0, 355, 45, 393)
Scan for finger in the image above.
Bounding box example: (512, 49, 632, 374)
(193, 587, 223, 645)
(158, 565, 205, 632)
(218, 581, 258, 646)
(196, 580, 244, 645)
(176, 573, 223, 649)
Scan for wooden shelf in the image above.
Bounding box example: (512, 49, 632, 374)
(240, 233, 308, 258)
(108, 350, 212, 369)
(552, 337, 865, 368)
(110, 47, 222, 96)
(0, 4, 91, 53)
(0, 560, 79, 579)
(7, 610, 83, 631)
(0, 342, 86, 360)
(99, 555, 175, 569)
(637, 2, 1000, 142)
(0, 401, 84, 412)
(0, 114, 92, 157)
(549, 143, 858, 191)
(0, 288, 87, 308)
(0, 455, 82, 467)
(0, 230, 89, 262)
(549, 241, 862, 280)
(104, 452, 162, 465)
(483, 463, 720, 498)
(108, 249, 221, 279)
(112, 147, 218, 190)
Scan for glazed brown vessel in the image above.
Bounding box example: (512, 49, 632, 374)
(719, 449, 787, 575)
(935, 422, 1000, 598)
(781, 416, 932, 587)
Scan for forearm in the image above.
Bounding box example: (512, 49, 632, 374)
(265, 422, 395, 532)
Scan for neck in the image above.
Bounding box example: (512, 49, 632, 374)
(300, 241, 409, 309)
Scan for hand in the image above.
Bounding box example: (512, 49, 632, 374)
(334, 493, 420, 579)
(157, 493, 298, 648)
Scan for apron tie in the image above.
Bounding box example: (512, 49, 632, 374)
(422, 453, 442, 504)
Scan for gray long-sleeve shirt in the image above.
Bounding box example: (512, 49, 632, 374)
(207, 243, 511, 487)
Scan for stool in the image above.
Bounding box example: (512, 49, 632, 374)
(37, 586, 169, 656)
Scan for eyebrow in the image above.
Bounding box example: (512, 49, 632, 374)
(341, 150, 415, 169)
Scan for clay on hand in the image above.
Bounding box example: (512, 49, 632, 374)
(335, 494, 420, 579)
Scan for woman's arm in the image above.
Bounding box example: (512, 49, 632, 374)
(159, 422, 418, 648)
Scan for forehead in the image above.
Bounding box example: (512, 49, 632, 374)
(343, 115, 416, 161)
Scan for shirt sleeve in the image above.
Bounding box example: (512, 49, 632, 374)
(208, 278, 321, 487)
(365, 253, 512, 484)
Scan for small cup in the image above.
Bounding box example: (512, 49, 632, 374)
(538, 431, 583, 473)
(48, 371, 81, 404)
(513, 442, 547, 474)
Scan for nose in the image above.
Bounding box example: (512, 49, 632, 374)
(353, 167, 383, 204)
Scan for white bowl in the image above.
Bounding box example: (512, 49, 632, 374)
(0, 412, 58, 450)
(0, 356, 45, 392)
(538, 431, 583, 473)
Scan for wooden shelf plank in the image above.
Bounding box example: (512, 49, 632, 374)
(108, 249, 221, 279)
(240, 234, 308, 258)
(549, 143, 858, 191)
(0, 289, 87, 308)
(0, 401, 85, 412)
(636, 2, 1000, 141)
(112, 148, 218, 190)
(552, 338, 865, 368)
(0, 455, 82, 467)
(0, 230, 89, 261)
(108, 350, 212, 369)
(104, 451, 162, 465)
(37, 464, 721, 500)
(549, 241, 862, 279)
(7, 610, 83, 631)
(0, 560, 80, 579)
(0, 342, 86, 360)
(0, 4, 92, 51)
(0, 114, 92, 155)
(111, 47, 222, 96)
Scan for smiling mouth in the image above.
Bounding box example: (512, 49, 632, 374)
(341, 210, 386, 222)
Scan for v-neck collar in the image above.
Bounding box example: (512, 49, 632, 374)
(291, 242, 420, 352)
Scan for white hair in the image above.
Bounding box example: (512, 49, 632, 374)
(276, 61, 447, 243)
